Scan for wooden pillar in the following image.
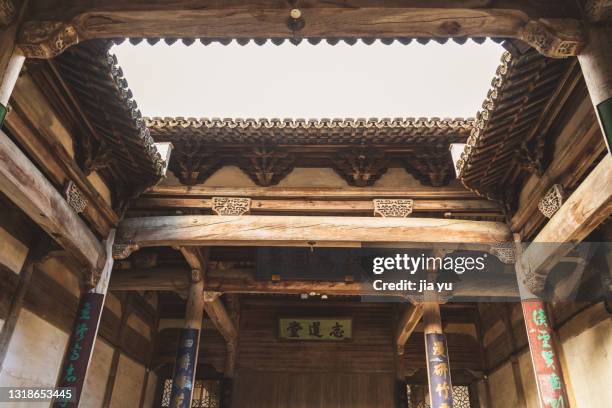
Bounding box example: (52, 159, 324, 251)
(515, 234, 570, 408)
(168, 274, 205, 408)
(577, 25, 612, 154)
(0, 49, 24, 126)
(521, 300, 569, 408)
(424, 302, 454, 408)
(53, 229, 116, 408)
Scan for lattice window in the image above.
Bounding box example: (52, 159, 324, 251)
(192, 380, 221, 407)
(406, 385, 472, 408)
(161, 379, 172, 407)
(160, 379, 221, 407)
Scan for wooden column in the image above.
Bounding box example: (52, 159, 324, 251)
(577, 25, 612, 154)
(0, 49, 24, 126)
(53, 229, 116, 407)
(424, 302, 454, 408)
(515, 234, 570, 408)
(168, 274, 205, 408)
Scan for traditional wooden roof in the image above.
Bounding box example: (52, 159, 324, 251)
(32, 40, 167, 208)
(455, 47, 574, 206)
(147, 117, 472, 187)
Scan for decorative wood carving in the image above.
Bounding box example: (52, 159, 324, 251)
(519, 19, 582, 58)
(237, 147, 294, 187)
(538, 184, 564, 218)
(489, 242, 516, 264)
(212, 197, 251, 216)
(332, 147, 388, 187)
(517, 138, 545, 177)
(583, 0, 612, 21)
(169, 142, 222, 185)
(373, 199, 414, 218)
(112, 241, 140, 260)
(18, 21, 79, 59)
(64, 180, 88, 214)
(0, 0, 16, 26)
(403, 149, 455, 186)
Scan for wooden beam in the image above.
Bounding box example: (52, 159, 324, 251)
(518, 154, 612, 294)
(147, 185, 493, 199)
(395, 303, 423, 355)
(19, 0, 583, 58)
(132, 197, 502, 214)
(109, 268, 519, 298)
(203, 292, 237, 344)
(0, 129, 105, 271)
(114, 215, 512, 258)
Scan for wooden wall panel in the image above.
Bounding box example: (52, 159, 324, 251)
(236, 299, 396, 374)
(232, 372, 395, 408)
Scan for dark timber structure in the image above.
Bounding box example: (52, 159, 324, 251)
(0, 1, 611, 408)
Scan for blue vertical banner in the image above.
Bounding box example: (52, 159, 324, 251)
(169, 328, 200, 408)
(425, 333, 454, 408)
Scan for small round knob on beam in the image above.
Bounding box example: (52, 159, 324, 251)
(287, 8, 305, 32)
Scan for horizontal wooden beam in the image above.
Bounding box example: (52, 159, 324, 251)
(203, 292, 238, 344)
(146, 185, 483, 199)
(109, 267, 519, 298)
(132, 197, 502, 214)
(0, 129, 105, 271)
(519, 155, 612, 294)
(19, 0, 582, 58)
(114, 215, 512, 258)
(395, 303, 424, 355)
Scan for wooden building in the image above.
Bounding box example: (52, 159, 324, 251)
(0, 1, 611, 407)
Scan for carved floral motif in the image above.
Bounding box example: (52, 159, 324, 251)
(212, 197, 251, 216)
(373, 199, 414, 218)
(19, 21, 79, 58)
(0, 0, 16, 26)
(538, 184, 564, 218)
(64, 180, 87, 214)
(489, 242, 516, 264)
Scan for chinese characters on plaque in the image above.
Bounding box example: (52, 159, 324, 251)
(523, 301, 569, 408)
(426, 333, 454, 408)
(279, 318, 352, 341)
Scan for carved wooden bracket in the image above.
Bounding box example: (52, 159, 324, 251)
(112, 241, 140, 260)
(519, 19, 583, 58)
(237, 147, 294, 187)
(169, 143, 222, 186)
(18, 21, 79, 59)
(212, 197, 251, 216)
(0, 0, 16, 27)
(64, 180, 88, 214)
(373, 199, 414, 218)
(332, 147, 388, 187)
(538, 184, 564, 218)
(489, 242, 516, 264)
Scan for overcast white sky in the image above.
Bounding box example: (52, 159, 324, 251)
(112, 39, 504, 119)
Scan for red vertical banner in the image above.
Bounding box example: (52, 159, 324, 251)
(522, 299, 570, 408)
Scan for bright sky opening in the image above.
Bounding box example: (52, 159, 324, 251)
(112, 39, 504, 119)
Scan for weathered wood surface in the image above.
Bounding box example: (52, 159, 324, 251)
(115, 215, 512, 254)
(20, 0, 582, 57)
(133, 197, 502, 214)
(395, 303, 423, 355)
(148, 185, 500, 199)
(519, 155, 612, 294)
(0, 129, 105, 271)
(6, 75, 119, 235)
(109, 268, 519, 298)
(179, 246, 208, 273)
(203, 292, 237, 344)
